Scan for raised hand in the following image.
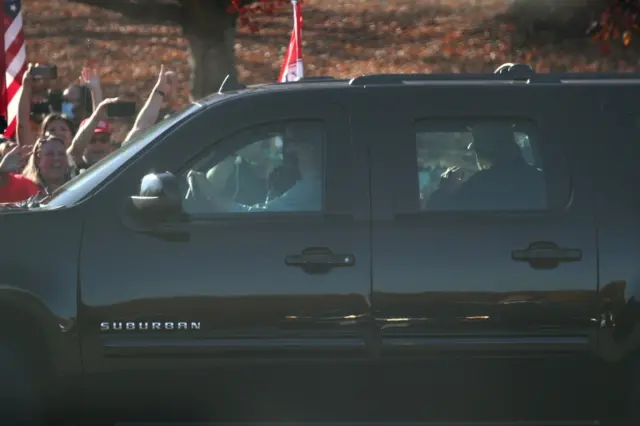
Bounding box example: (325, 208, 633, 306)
(155, 65, 175, 96)
(0, 143, 31, 173)
(81, 66, 101, 91)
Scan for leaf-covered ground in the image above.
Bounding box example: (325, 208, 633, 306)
(22, 0, 640, 108)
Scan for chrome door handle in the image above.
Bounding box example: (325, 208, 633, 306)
(285, 247, 355, 273)
(512, 241, 582, 270)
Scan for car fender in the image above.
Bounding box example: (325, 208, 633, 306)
(0, 285, 82, 378)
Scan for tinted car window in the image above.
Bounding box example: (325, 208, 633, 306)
(416, 119, 547, 211)
(181, 120, 325, 215)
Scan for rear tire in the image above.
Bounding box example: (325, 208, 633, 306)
(0, 341, 45, 425)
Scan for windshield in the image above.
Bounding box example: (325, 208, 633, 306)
(43, 103, 202, 208)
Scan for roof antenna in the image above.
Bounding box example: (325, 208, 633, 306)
(218, 75, 246, 94)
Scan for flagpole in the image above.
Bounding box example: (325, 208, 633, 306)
(292, 0, 299, 40)
(292, 0, 303, 79)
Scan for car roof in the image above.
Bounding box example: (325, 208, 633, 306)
(196, 79, 351, 105)
(197, 62, 640, 106)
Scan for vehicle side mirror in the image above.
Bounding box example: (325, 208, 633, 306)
(128, 172, 183, 221)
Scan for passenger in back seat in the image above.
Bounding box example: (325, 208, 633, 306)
(427, 125, 545, 211)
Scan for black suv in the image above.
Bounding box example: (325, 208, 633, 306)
(1, 64, 639, 425)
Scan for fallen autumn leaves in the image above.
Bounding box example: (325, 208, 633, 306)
(22, 0, 640, 109)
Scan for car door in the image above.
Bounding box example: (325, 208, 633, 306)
(365, 83, 601, 422)
(79, 90, 372, 375)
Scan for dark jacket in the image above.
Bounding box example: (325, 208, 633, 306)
(427, 158, 545, 211)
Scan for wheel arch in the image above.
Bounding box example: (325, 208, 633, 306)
(0, 286, 81, 378)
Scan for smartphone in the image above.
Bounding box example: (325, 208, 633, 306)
(31, 101, 50, 115)
(47, 90, 63, 112)
(31, 64, 58, 80)
(106, 101, 137, 118)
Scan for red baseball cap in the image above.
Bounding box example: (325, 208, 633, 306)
(81, 119, 111, 134)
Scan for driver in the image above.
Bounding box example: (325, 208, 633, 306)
(187, 123, 322, 213)
(208, 138, 275, 206)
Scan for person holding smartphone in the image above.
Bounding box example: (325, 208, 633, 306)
(17, 65, 100, 164)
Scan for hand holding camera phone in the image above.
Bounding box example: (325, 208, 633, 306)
(30, 64, 58, 80)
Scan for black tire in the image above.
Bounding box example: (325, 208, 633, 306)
(0, 341, 44, 426)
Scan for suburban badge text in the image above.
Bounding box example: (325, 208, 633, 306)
(100, 321, 202, 331)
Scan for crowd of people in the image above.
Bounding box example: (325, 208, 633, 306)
(0, 64, 177, 204)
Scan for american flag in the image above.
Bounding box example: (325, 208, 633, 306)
(1, 0, 25, 139)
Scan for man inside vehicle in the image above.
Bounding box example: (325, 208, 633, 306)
(211, 138, 277, 206)
(426, 124, 545, 211)
(203, 136, 301, 207)
(185, 123, 322, 213)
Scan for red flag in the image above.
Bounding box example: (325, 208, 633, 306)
(278, 0, 303, 83)
(1, 0, 26, 139)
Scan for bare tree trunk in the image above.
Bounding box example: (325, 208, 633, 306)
(181, 0, 238, 101)
(507, 0, 605, 40)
